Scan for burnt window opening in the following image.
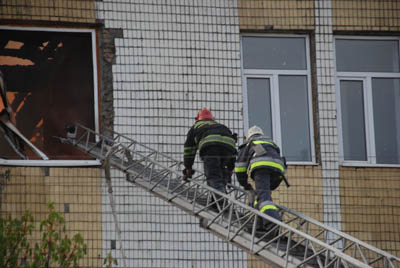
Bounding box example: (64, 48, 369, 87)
(0, 28, 98, 161)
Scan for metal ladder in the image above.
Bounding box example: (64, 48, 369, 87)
(59, 123, 400, 268)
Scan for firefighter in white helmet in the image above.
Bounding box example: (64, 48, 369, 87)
(235, 125, 288, 229)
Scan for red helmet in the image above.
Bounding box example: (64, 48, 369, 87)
(196, 108, 214, 121)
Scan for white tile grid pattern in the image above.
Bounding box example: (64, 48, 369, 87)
(97, 1, 246, 267)
(314, 0, 342, 242)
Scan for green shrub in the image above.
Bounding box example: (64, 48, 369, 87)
(0, 202, 87, 268)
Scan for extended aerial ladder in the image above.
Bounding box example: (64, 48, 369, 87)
(59, 123, 400, 268)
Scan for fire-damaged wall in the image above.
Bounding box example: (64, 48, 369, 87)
(97, 27, 123, 138)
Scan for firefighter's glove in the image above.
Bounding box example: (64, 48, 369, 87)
(246, 188, 256, 207)
(182, 168, 195, 181)
(243, 183, 253, 191)
(226, 169, 233, 185)
(232, 133, 238, 143)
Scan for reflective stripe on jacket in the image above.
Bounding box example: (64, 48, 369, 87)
(235, 135, 286, 187)
(183, 119, 236, 168)
(199, 134, 235, 151)
(249, 156, 285, 175)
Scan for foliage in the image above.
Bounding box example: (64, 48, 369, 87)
(103, 252, 118, 268)
(0, 210, 34, 267)
(0, 202, 87, 268)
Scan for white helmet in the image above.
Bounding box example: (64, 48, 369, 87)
(245, 125, 264, 142)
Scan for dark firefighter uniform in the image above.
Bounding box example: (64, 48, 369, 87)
(184, 119, 237, 194)
(235, 134, 288, 224)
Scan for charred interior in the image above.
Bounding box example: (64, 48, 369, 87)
(0, 29, 96, 160)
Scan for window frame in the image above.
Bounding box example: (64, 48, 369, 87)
(241, 34, 316, 165)
(0, 26, 101, 167)
(335, 36, 400, 167)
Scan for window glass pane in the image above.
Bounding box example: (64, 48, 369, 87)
(246, 78, 272, 138)
(242, 36, 307, 70)
(279, 76, 311, 161)
(340, 80, 367, 161)
(336, 39, 400, 72)
(372, 78, 400, 164)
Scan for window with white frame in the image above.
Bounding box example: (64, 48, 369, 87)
(241, 35, 314, 163)
(335, 37, 400, 166)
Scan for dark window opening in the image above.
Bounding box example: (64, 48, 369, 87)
(0, 28, 97, 160)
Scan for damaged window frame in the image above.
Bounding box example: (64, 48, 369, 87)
(0, 26, 100, 166)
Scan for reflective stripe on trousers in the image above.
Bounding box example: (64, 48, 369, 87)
(259, 200, 278, 213)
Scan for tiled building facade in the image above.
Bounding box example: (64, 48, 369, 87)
(0, 0, 399, 267)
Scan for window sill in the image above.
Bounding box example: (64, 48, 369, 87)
(339, 162, 400, 168)
(287, 161, 318, 166)
(0, 159, 101, 167)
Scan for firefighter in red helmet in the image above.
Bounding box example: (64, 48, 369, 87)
(183, 108, 237, 209)
(195, 107, 214, 121)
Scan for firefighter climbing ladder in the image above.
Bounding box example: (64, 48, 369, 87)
(59, 123, 400, 268)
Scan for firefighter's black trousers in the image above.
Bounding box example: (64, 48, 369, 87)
(253, 169, 282, 222)
(202, 146, 233, 194)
